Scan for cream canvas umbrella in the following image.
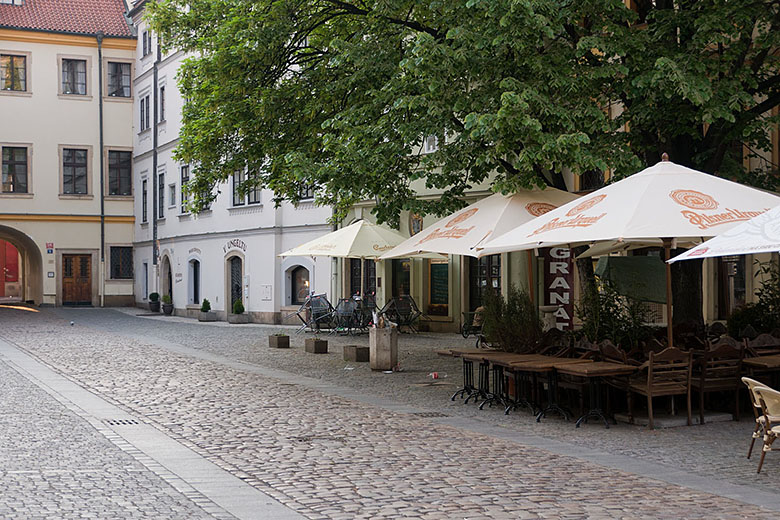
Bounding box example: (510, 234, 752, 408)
(279, 220, 408, 296)
(380, 188, 579, 260)
(669, 203, 780, 262)
(480, 157, 780, 346)
(280, 220, 407, 259)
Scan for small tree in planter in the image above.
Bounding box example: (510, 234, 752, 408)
(148, 292, 160, 313)
(198, 298, 217, 322)
(269, 333, 290, 348)
(228, 299, 250, 324)
(161, 294, 174, 316)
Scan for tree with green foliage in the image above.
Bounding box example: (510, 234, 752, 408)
(148, 0, 779, 325)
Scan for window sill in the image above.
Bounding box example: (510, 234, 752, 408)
(104, 95, 133, 103)
(228, 204, 264, 215)
(138, 128, 151, 137)
(106, 278, 133, 284)
(140, 222, 149, 228)
(0, 192, 33, 198)
(0, 90, 32, 98)
(104, 195, 133, 201)
(59, 194, 94, 200)
(58, 93, 93, 101)
(156, 217, 166, 222)
(178, 213, 191, 221)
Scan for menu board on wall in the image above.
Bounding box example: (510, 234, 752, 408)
(430, 262, 449, 305)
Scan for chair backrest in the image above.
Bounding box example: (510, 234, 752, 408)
(642, 338, 667, 357)
(647, 347, 692, 389)
(746, 333, 780, 357)
(708, 335, 741, 350)
(707, 321, 728, 338)
(599, 340, 628, 364)
(571, 337, 598, 359)
(538, 328, 569, 356)
(395, 297, 411, 315)
(755, 386, 780, 418)
(742, 377, 767, 413)
(698, 344, 743, 384)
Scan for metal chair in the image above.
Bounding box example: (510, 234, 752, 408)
(294, 294, 336, 333)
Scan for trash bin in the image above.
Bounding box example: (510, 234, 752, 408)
(369, 327, 398, 371)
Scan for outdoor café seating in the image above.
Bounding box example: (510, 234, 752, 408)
(691, 344, 743, 424)
(379, 295, 423, 333)
(752, 385, 780, 473)
(626, 347, 693, 429)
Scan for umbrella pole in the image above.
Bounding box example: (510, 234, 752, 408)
(360, 257, 365, 296)
(663, 238, 674, 348)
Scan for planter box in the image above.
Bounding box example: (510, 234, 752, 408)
(343, 345, 369, 362)
(162, 303, 174, 316)
(198, 311, 217, 322)
(305, 338, 328, 354)
(228, 314, 250, 324)
(269, 335, 290, 348)
(149, 301, 161, 313)
(369, 327, 398, 371)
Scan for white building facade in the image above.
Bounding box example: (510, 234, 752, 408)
(129, 1, 333, 322)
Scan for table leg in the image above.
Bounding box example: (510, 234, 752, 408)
(536, 369, 571, 422)
(480, 364, 504, 410)
(505, 369, 537, 415)
(575, 376, 611, 429)
(451, 359, 475, 401)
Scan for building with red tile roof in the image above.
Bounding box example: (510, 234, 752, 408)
(0, 0, 133, 38)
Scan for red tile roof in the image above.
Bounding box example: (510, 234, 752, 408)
(0, 0, 134, 38)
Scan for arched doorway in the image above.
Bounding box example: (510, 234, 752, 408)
(0, 225, 43, 304)
(291, 265, 310, 305)
(161, 255, 173, 299)
(228, 256, 243, 309)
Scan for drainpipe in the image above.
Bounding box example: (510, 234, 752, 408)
(151, 34, 160, 291)
(97, 31, 106, 307)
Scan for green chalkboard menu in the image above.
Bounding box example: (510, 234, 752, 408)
(430, 262, 449, 305)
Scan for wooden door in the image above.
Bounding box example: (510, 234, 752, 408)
(62, 254, 92, 305)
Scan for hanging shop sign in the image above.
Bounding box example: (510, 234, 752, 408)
(542, 247, 574, 330)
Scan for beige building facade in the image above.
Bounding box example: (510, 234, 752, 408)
(0, 1, 136, 306)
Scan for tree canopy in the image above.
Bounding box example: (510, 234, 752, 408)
(148, 0, 779, 226)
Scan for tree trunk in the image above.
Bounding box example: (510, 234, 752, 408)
(670, 253, 704, 329)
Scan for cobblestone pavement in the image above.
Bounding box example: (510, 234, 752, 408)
(0, 333, 216, 519)
(1, 306, 777, 519)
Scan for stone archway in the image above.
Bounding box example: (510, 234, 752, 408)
(160, 255, 173, 299)
(0, 224, 43, 305)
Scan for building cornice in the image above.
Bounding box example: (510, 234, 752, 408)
(0, 28, 136, 50)
(0, 213, 134, 223)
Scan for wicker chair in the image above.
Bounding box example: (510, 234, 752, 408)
(753, 385, 780, 473)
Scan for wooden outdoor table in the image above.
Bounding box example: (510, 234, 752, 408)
(743, 354, 780, 370)
(743, 354, 780, 387)
(509, 357, 593, 422)
(557, 362, 637, 429)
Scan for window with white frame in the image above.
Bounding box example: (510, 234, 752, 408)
(158, 172, 165, 217)
(140, 95, 150, 131)
(108, 150, 132, 196)
(141, 179, 148, 222)
(142, 30, 152, 57)
(232, 170, 261, 206)
(298, 183, 314, 201)
(180, 164, 189, 213)
(62, 148, 89, 194)
(1, 145, 28, 193)
(168, 183, 176, 208)
(158, 85, 166, 121)
(423, 135, 438, 154)
(0, 54, 27, 91)
(61, 58, 87, 95)
(107, 62, 131, 97)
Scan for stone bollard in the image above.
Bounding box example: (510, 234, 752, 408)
(369, 327, 398, 371)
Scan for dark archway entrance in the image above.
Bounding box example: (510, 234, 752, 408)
(0, 225, 43, 305)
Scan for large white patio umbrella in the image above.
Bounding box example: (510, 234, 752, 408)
(669, 204, 780, 262)
(480, 157, 780, 346)
(279, 220, 408, 297)
(380, 188, 579, 259)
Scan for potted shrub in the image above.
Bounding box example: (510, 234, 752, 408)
(161, 294, 174, 316)
(269, 333, 290, 348)
(148, 292, 160, 313)
(198, 298, 217, 322)
(228, 299, 250, 324)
